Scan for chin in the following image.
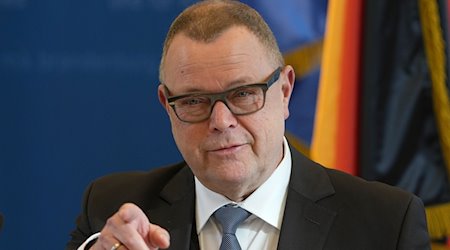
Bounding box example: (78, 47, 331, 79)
(215, 169, 253, 186)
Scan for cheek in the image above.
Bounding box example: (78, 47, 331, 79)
(171, 121, 203, 153)
(246, 111, 282, 145)
(170, 118, 190, 149)
(172, 122, 189, 143)
(256, 95, 287, 140)
(264, 92, 287, 122)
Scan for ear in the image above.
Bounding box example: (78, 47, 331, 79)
(281, 65, 295, 119)
(158, 84, 170, 113)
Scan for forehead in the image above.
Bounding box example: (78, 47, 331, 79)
(163, 26, 274, 93)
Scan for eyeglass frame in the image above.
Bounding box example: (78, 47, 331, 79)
(162, 67, 282, 123)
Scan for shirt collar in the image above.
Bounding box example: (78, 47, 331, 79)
(195, 137, 292, 233)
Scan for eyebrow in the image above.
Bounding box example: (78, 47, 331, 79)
(167, 76, 255, 96)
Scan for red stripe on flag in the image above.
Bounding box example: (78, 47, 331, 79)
(335, 0, 363, 175)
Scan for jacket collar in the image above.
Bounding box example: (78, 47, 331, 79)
(277, 148, 337, 250)
(146, 165, 199, 250)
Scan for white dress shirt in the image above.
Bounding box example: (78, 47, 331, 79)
(195, 137, 292, 250)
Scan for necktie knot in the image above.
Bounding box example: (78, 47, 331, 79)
(213, 204, 250, 250)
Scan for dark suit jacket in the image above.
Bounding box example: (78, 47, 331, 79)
(66, 148, 430, 250)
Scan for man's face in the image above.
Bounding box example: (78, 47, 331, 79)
(158, 26, 294, 201)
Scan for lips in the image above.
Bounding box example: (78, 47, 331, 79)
(208, 143, 243, 152)
(203, 134, 251, 153)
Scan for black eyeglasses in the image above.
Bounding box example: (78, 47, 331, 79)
(163, 67, 282, 123)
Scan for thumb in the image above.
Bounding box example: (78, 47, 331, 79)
(117, 203, 151, 236)
(117, 203, 149, 223)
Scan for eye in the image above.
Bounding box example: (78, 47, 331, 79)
(231, 87, 258, 98)
(236, 91, 251, 97)
(179, 96, 209, 106)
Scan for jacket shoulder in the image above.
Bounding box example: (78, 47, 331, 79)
(325, 167, 415, 206)
(84, 162, 191, 225)
(92, 161, 187, 195)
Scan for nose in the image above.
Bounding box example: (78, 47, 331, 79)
(208, 101, 238, 131)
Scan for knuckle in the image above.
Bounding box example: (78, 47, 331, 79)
(117, 203, 137, 220)
(105, 216, 116, 227)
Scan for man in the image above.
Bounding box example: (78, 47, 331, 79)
(67, 1, 430, 249)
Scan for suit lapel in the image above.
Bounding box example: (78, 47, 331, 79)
(146, 165, 200, 250)
(277, 149, 337, 250)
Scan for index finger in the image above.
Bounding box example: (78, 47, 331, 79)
(147, 223, 170, 249)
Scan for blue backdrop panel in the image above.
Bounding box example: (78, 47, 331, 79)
(0, 1, 196, 249)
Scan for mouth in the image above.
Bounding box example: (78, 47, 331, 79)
(208, 143, 246, 154)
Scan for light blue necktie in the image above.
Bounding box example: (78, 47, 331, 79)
(213, 204, 251, 250)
